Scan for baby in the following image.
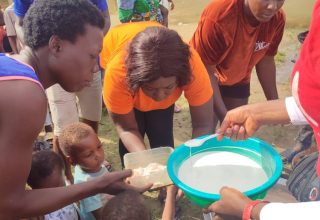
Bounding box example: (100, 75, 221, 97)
(27, 150, 79, 220)
(101, 186, 179, 220)
(101, 190, 151, 220)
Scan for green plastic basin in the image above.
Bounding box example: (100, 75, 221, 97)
(167, 136, 282, 207)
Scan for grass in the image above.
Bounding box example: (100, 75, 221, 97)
(275, 51, 286, 64)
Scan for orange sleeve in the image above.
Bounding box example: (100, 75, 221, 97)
(266, 11, 286, 56)
(184, 48, 213, 106)
(103, 52, 134, 114)
(190, 18, 228, 66)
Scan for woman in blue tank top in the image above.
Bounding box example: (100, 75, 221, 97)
(0, 0, 149, 219)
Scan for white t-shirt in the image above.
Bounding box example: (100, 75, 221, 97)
(261, 201, 320, 220)
(44, 204, 78, 220)
(285, 96, 308, 125)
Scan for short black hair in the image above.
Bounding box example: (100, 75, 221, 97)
(27, 150, 65, 189)
(102, 190, 151, 220)
(126, 26, 192, 92)
(23, 0, 105, 49)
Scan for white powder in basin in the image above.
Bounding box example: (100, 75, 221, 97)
(178, 151, 268, 194)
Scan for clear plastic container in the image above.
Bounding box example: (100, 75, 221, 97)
(124, 147, 174, 190)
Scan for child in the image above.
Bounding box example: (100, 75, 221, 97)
(59, 122, 111, 220)
(101, 186, 179, 220)
(101, 190, 151, 220)
(27, 150, 79, 220)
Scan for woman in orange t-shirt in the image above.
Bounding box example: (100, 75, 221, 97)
(101, 22, 214, 164)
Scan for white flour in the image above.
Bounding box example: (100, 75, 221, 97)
(178, 151, 268, 194)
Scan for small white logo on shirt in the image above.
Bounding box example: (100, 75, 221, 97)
(254, 41, 270, 52)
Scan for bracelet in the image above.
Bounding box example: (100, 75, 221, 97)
(242, 200, 269, 220)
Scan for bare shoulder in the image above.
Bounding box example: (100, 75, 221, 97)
(0, 80, 46, 111)
(0, 80, 47, 146)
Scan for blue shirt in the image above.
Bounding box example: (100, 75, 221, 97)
(14, 0, 108, 17)
(13, 0, 33, 18)
(0, 53, 42, 88)
(90, 0, 108, 11)
(74, 165, 109, 220)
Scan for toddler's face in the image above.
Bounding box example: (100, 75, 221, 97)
(74, 133, 105, 173)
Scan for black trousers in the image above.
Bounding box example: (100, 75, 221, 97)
(2, 36, 12, 53)
(119, 105, 174, 166)
(219, 83, 250, 99)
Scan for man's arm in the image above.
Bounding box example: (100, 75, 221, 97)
(110, 111, 146, 152)
(0, 9, 4, 26)
(14, 15, 25, 45)
(206, 65, 228, 121)
(189, 96, 215, 138)
(7, 36, 19, 54)
(0, 81, 149, 218)
(3, 6, 19, 54)
(255, 55, 279, 100)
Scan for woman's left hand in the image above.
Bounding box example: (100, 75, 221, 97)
(204, 187, 251, 219)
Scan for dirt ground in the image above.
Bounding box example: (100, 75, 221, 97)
(98, 14, 307, 220)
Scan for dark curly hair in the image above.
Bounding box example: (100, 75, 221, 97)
(102, 190, 151, 220)
(27, 150, 65, 189)
(125, 26, 192, 92)
(23, 0, 105, 49)
(58, 122, 94, 158)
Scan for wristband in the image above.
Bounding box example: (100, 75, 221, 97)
(242, 200, 269, 220)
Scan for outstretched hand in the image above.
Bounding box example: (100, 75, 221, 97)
(205, 187, 251, 219)
(98, 169, 153, 195)
(204, 187, 251, 220)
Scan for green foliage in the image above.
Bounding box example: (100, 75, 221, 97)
(275, 51, 286, 64)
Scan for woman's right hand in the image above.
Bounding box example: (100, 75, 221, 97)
(217, 105, 261, 141)
(218, 100, 290, 141)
